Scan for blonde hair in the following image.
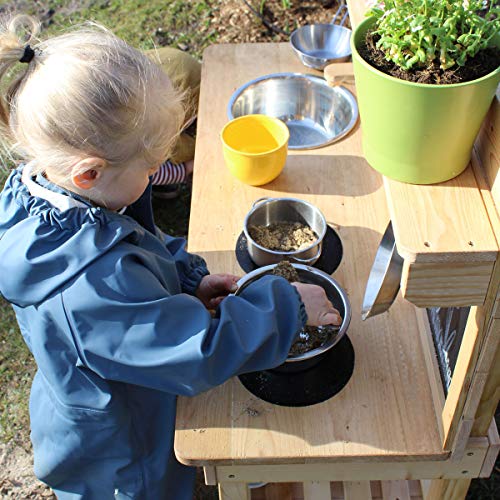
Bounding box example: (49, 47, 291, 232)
(0, 15, 185, 181)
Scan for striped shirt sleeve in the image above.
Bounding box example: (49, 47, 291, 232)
(151, 160, 186, 185)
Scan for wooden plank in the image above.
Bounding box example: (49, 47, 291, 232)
(401, 260, 494, 307)
(175, 42, 444, 467)
(408, 481, 424, 499)
(439, 131, 500, 458)
(471, 341, 500, 436)
(444, 312, 500, 453)
(324, 62, 356, 89)
(449, 420, 474, 462)
(442, 306, 480, 450)
(219, 482, 250, 500)
(470, 152, 500, 317)
(474, 91, 499, 208)
(303, 481, 331, 500)
(491, 297, 500, 318)
(479, 419, 500, 477)
(415, 309, 446, 441)
(422, 479, 471, 500)
(384, 167, 498, 265)
(381, 480, 411, 500)
(204, 466, 217, 485)
(214, 438, 487, 482)
(346, 0, 372, 28)
(251, 481, 423, 500)
(385, 158, 498, 307)
(343, 481, 372, 500)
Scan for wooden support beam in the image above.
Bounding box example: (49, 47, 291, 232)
(343, 481, 372, 500)
(422, 479, 471, 500)
(381, 480, 411, 500)
(215, 438, 487, 483)
(204, 466, 217, 486)
(471, 340, 500, 437)
(218, 482, 250, 500)
(303, 481, 331, 500)
(479, 420, 500, 477)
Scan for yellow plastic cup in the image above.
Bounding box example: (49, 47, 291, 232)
(221, 114, 289, 186)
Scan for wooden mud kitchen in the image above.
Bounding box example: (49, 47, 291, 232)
(174, 1, 500, 498)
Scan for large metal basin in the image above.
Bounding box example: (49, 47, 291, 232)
(227, 73, 358, 150)
(235, 263, 351, 372)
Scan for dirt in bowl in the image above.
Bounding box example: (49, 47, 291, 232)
(271, 261, 339, 356)
(249, 222, 317, 251)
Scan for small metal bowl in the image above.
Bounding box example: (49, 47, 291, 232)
(361, 222, 404, 320)
(244, 197, 327, 267)
(236, 263, 351, 373)
(290, 24, 352, 70)
(227, 73, 358, 150)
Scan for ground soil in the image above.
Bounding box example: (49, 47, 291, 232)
(361, 30, 500, 84)
(211, 0, 346, 46)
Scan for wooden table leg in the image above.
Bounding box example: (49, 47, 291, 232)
(218, 482, 250, 500)
(381, 480, 411, 499)
(422, 479, 471, 500)
(343, 481, 372, 499)
(303, 481, 331, 500)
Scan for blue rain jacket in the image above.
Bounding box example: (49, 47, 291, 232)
(0, 166, 306, 499)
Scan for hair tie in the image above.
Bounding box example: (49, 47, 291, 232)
(19, 45, 35, 64)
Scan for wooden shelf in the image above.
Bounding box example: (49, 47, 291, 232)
(175, 43, 447, 466)
(385, 165, 499, 307)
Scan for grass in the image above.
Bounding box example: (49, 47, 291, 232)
(1, 0, 216, 57)
(0, 298, 33, 448)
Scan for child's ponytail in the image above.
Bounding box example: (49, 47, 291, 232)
(0, 15, 39, 132)
(0, 16, 185, 182)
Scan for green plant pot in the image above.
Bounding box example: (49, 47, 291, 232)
(351, 17, 500, 184)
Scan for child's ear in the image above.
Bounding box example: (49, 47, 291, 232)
(71, 158, 107, 190)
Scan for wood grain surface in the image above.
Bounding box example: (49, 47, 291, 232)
(175, 43, 444, 465)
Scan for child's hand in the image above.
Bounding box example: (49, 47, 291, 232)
(196, 274, 240, 309)
(292, 282, 342, 327)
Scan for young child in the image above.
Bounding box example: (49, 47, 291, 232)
(0, 15, 342, 500)
(148, 47, 200, 198)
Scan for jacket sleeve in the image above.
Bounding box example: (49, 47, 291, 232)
(159, 229, 209, 295)
(62, 255, 306, 396)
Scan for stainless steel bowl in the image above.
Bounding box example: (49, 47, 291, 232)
(361, 222, 404, 320)
(290, 24, 352, 70)
(236, 263, 351, 371)
(227, 73, 358, 150)
(244, 197, 327, 267)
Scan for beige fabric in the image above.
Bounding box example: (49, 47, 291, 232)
(146, 47, 200, 164)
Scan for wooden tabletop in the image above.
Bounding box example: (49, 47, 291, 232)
(174, 42, 447, 466)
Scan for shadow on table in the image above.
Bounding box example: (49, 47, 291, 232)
(260, 154, 383, 197)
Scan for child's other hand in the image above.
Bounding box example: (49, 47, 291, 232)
(196, 274, 240, 309)
(292, 283, 342, 327)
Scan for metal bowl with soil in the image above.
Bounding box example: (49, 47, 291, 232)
(243, 197, 327, 267)
(235, 262, 351, 373)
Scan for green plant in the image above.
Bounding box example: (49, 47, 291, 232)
(368, 0, 500, 70)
